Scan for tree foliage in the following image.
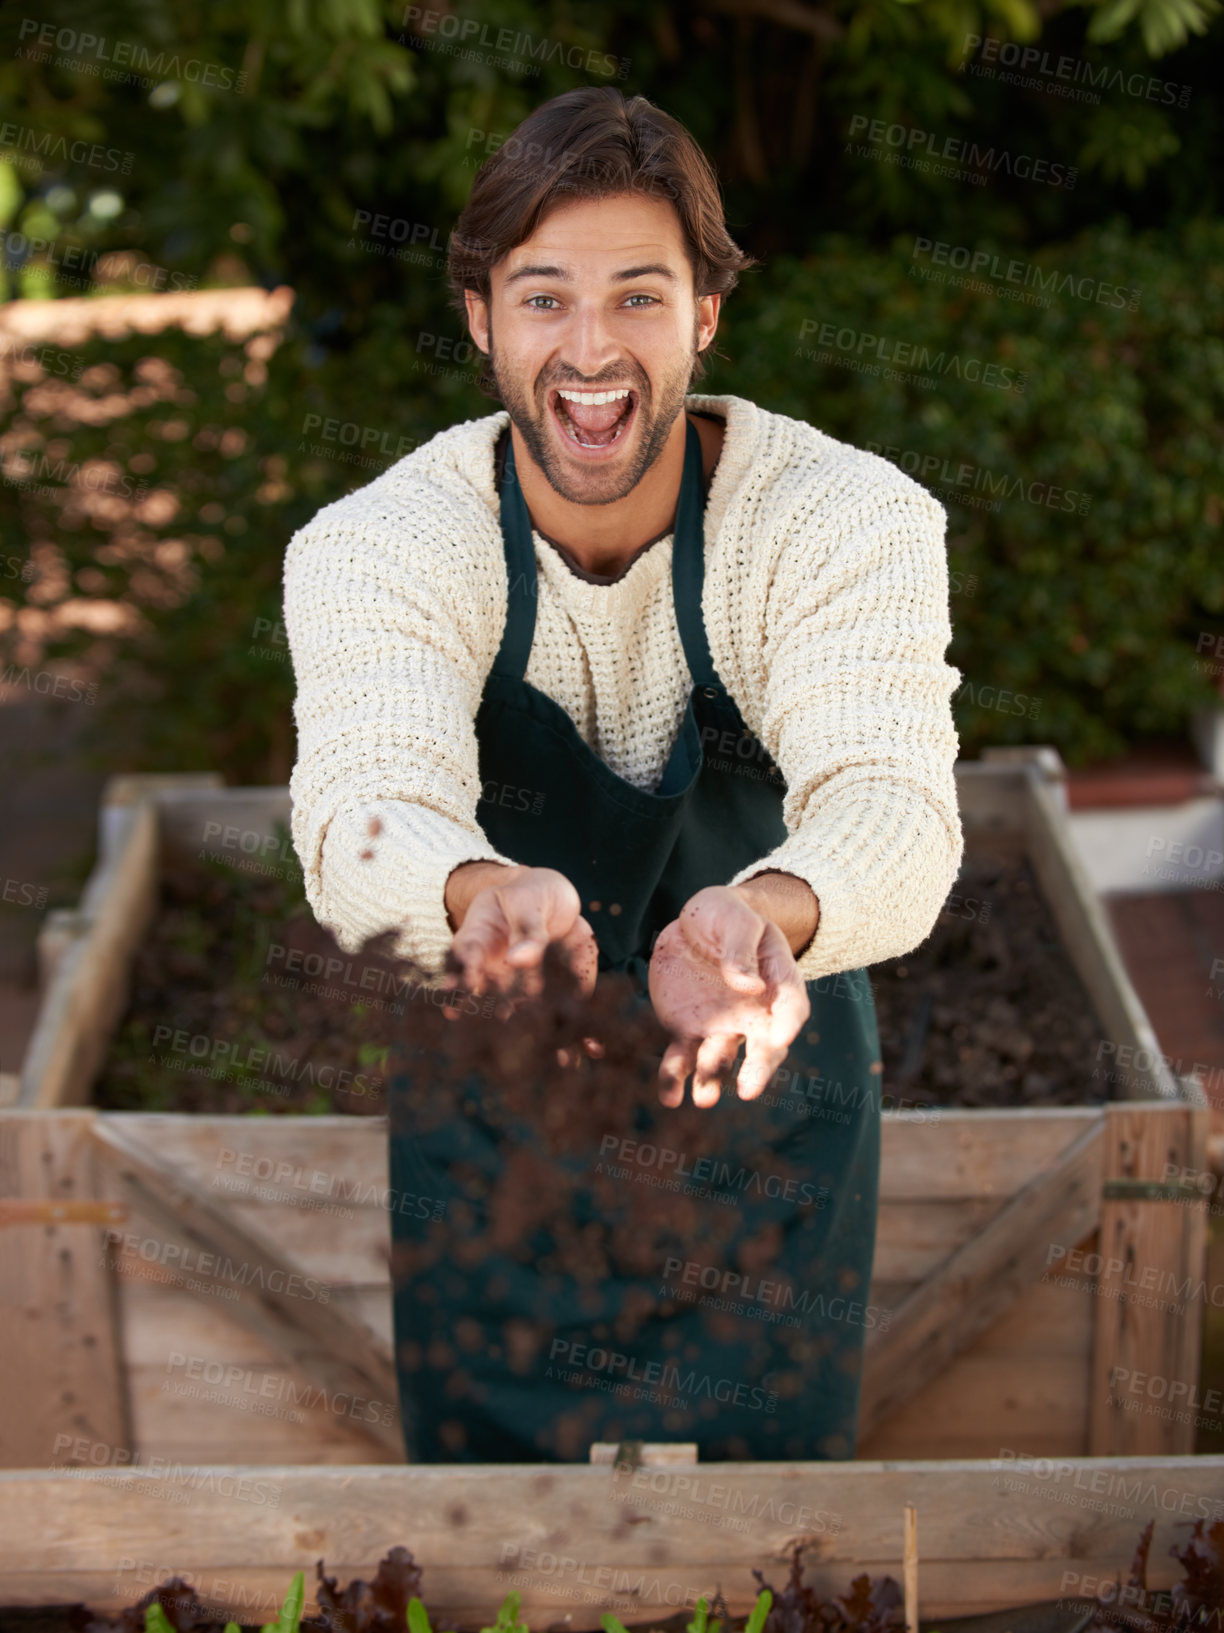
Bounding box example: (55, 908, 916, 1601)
(0, 0, 1221, 777)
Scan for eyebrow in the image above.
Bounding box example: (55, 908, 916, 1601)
(503, 261, 678, 286)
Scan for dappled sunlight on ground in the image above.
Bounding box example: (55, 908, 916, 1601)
(0, 287, 290, 678)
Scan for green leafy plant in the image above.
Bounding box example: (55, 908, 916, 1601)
(406, 1591, 460, 1633)
(479, 1589, 529, 1633)
(744, 1590, 773, 1633)
(603, 1590, 772, 1633)
(260, 1570, 305, 1633)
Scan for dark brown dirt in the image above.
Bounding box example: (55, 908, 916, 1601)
(95, 838, 1108, 1116)
(93, 848, 399, 1115)
(871, 844, 1107, 1108)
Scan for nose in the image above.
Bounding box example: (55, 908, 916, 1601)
(555, 300, 628, 381)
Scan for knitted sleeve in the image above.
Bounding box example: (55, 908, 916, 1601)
(724, 465, 964, 981)
(283, 474, 515, 975)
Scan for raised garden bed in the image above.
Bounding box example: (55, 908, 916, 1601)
(2, 1457, 1222, 1626)
(0, 1095, 1209, 1470)
(0, 751, 1212, 1469)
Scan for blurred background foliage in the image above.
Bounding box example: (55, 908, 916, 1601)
(0, 0, 1222, 776)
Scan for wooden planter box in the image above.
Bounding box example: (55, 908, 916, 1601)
(1, 1455, 1223, 1624)
(0, 751, 1211, 1470)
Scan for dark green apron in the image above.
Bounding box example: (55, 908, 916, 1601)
(387, 416, 881, 1463)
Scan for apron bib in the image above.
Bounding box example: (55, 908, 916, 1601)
(388, 417, 881, 1462)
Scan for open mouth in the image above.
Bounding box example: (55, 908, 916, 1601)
(548, 385, 639, 454)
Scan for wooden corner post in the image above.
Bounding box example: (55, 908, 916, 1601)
(1088, 1098, 1210, 1454)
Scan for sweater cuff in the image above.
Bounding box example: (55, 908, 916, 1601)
(319, 802, 518, 977)
(730, 849, 865, 982)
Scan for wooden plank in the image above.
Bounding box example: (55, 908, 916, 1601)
(121, 1109, 1108, 1205)
(90, 1118, 402, 1457)
(1089, 1102, 1211, 1455)
(201, 1200, 392, 1283)
(872, 1198, 1012, 1283)
(18, 800, 159, 1107)
(1023, 771, 1181, 1102)
(863, 1275, 1095, 1460)
(878, 1109, 1103, 1201)
(867, 1274, 1092, 1359)
(156, 785, 293, 869)
(859, 1117, 1105, 1437)
(951, 760, 1030, 834)
(114, 1281, 399, 1466)
(0, 1459, 1220, 1619)
(0, 1110, 130, 1467)
(120, 1279, 393, 1364)
(860, 1353, 1090, 1460)
(112, 1113, 389, 1191)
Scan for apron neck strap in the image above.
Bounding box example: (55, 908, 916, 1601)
(493, 416, 722, 692)
(493, 431, 539, 682)
(670, 416, 722, 693)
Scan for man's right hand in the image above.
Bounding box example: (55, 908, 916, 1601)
(443, 861, 598, 998)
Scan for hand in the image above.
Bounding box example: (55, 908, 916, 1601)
(648, 885, 811, 1108)
(444, 861, 598, 1001)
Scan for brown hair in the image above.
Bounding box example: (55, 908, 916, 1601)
(447, 87, 757, 397)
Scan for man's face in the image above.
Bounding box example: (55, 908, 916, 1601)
(465, 191, 720, 506)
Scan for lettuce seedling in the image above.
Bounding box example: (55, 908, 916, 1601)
(687, 1597, 719, 1633)
(744, 1589, 771, 1633)
(406, 1591, 461, 1633)
(260, 1569, 305, 1633)
(603, 1588, 770, 1633)
(479, 1588, 529, 1633)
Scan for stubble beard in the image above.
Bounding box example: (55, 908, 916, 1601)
(487, 315, 701, 506)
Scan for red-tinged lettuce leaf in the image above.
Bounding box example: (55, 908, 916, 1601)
(832, 1575, 903, 1633)
(1169, 1520, 1224, 1618)
(754, 1544, 903, 1633)
(1130, 1521, 1155, 1591)
(1086, 1517, 1224, 1632)
(313, 1547, 426, 1633)
(753, 1545, 821, 1633)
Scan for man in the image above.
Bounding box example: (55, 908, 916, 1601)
(284, 86, 963, 1463)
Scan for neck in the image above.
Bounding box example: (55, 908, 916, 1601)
(510, 409, 722, 578)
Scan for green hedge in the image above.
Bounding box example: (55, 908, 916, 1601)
(704, 216, 1224, 763)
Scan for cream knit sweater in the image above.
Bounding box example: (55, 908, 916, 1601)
(283, 392, 964, 980)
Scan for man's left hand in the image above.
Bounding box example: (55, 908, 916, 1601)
(648, 883, 812, 1108)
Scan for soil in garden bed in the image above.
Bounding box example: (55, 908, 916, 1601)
(93, 840, 402, 1116)
(94, 832, 1106, 1115)
(869, 839, 1107, 1108)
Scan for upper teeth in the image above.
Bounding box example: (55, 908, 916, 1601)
(557, 389, 630, 405)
